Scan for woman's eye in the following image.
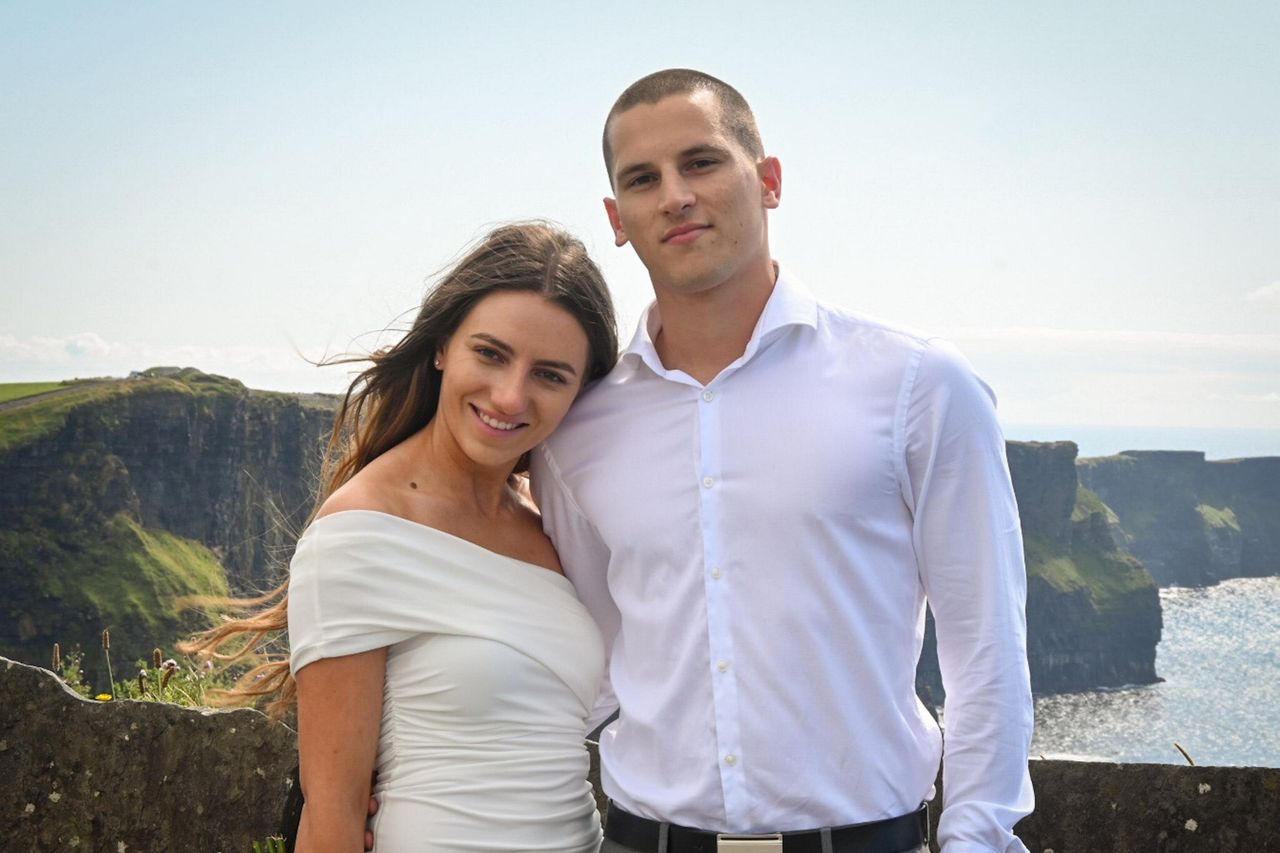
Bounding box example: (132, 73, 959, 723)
(537, 370, 568, 385)
(476, 347, 503, 361)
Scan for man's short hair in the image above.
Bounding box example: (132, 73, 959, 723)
(603, 68, 765, 184)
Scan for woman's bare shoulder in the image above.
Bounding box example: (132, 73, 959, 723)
(314, 465, 402, 521)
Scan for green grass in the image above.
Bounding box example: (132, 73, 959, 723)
(1195, 503, 1240, 531)
(1071, 485, 1119, 525)
(1024, 534, 1152, 612)
(0, 512, 230, 691)
(1028, 484, 1153, 610)
(0, 381, 70, 404)
(0, 371, 251, 453)
(0, 379, 135, 452)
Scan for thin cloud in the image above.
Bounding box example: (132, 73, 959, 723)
(948, 326, 1280, 355)
(0, 333, 352, 393)
(1244, 282, 1280, 303)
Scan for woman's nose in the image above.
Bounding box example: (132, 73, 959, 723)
(489, 372, 528, 414)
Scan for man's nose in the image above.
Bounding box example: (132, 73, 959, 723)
(659, 173, 695, 215)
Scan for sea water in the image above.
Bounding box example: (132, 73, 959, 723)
(1031, 576, 1280, 767)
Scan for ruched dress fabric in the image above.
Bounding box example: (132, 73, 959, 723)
(288, 510, 605, 853)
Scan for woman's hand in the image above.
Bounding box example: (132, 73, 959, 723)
(294, 649, 387, 853)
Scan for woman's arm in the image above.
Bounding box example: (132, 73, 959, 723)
(294, 648, 388, 853)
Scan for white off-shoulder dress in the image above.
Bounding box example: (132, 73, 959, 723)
(287, 510, 605, 853)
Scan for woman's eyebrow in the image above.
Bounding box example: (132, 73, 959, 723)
(470, 333, 578, 376)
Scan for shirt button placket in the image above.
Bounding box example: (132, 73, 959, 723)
(698, 384, 744, 821)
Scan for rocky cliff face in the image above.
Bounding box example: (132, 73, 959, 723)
(0, 369, 337, 685)
(917, 441, 1161, 698)
(1078, 451, 1280, 586)
(3, 373, 1168, 699)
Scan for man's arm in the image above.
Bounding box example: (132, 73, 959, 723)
(530, 444, 621, 729)
(294, 649, 386, 853)
(902, 339, 1034, 853)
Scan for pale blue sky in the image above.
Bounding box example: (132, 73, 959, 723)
(2, 2, 1278, 443)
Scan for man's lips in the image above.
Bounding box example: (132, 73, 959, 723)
(662, 223, 710, 244)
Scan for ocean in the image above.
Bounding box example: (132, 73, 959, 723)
(1031, 576, 1280, 768)
(1002, 424, 1280, 461)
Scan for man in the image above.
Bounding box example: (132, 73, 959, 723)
(531, 69, 1033, 852)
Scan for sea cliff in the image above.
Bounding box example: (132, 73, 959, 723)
(1078, 451, 1280, 586)
(917, 441, 1161, 698)
(0, 369, 337, 684)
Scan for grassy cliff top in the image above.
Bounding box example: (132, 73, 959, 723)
(1028, 485, 1153, 610)
(0, 381, 74, 404)
(0, 369, 335, 454)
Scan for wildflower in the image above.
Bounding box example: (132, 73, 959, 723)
(152, 648, 162, 669)
(95, 694, 112, 702)
(52, 643, 62, 671)
(101, 630, 110, 650)
(160, 668, 174, 691)
(161, 659, 178, 671)
(137, 670, 148, 694)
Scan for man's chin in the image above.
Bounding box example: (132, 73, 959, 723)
(650, 266, 730, 297)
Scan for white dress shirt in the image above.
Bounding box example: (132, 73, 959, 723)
(531, 267, 1034, 852)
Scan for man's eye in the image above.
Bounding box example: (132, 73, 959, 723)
(688, 158, 716, 171)
(628, 174, 655, 188)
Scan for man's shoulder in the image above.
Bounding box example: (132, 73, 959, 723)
(539, 362, 634, 456)
(804, 294, 987, 393)
(811, 297, 936, 356)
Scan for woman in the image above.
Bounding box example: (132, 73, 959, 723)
(187, 222, 618, 851)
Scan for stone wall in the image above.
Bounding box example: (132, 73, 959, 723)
(4, 657, 1277, 851)
(1, 657, 295, 852)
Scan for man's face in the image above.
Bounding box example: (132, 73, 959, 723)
(604, 91, 780, 298)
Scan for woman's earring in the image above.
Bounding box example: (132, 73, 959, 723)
(434, 357, 441, 370)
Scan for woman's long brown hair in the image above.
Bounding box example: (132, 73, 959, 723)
(180, 222, 618, 719)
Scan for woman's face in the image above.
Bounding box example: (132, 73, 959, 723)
(434, 290, 590, 472)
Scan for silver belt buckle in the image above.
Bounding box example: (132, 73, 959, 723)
(716, 833, 783, 852)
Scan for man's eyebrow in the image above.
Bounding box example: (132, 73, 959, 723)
(614, 160, 654, 186)
(679, 143, 733, 160)
(614, 144, 734, 185)
(470, 333, 578, 376)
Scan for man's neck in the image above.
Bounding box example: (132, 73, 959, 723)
(652, 260, 777, 386)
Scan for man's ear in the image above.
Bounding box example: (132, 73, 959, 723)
(603, 197, 629, 247)
(759, 156, 782, 209)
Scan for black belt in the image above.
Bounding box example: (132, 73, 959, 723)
(604, 802, 929, 853)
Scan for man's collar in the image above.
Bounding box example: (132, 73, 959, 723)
(618, 264, 818, 378)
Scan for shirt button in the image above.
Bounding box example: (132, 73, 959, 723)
(716, 660, 730, 672)
(711, 567, 723, 579)
(702, 476, 715, 489)
(724, 754, 737, 766)
(702, 390, 715, 402)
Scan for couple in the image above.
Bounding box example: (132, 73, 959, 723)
(199, 69, 1034, 853)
